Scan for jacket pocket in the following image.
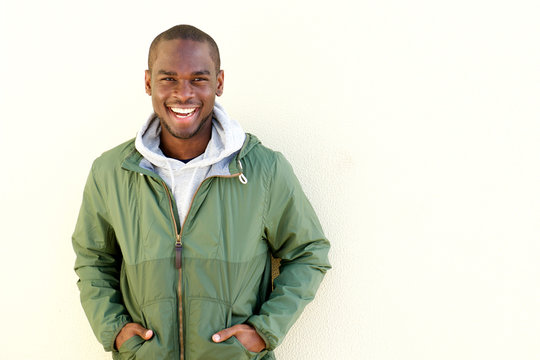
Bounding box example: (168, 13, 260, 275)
(230, 334, 269, 359)
(186, 297, 261, 360)
(134, 298, 178, 359)
(115, 335, 145, 360)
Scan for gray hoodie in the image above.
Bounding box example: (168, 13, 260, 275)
(135, 102, 246, 224)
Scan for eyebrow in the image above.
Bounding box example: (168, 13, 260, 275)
(158, 70, 177, 76)
(157, 70, 211, 76)
(192, 70, 211, 76)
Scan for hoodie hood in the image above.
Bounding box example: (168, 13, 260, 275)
(134, 102, 246, 223)
(135, 102, 246, 172)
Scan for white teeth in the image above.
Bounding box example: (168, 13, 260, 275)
(171, 107, 196, 115)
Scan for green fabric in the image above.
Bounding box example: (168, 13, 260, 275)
(72, 134, 331, 360)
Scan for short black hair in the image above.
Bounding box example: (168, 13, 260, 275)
(148, 24, 220, 73)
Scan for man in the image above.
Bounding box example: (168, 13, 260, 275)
(72, 24, 330, 360)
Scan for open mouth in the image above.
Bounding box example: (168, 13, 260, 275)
(169, 106, 199, 120)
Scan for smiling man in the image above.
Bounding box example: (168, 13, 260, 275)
(72, 24, 331, 360)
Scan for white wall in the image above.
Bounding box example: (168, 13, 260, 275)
(1, 1, 539, 359)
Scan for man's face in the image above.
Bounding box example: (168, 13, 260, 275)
(145, 39, 223, 140)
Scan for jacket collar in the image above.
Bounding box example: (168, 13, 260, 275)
(121, 133, 261, 177)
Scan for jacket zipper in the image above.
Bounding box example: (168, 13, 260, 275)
(161, 181, 184, 360)
(160, 162, 246, 360)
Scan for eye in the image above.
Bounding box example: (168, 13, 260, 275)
(161, 77, 176, 81)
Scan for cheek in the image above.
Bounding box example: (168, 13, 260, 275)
(152, 87, 169, 103)
(151, 92, 168, 113)
(198, 87, 217, 101)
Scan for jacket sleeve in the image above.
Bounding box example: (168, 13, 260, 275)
(72, 162, 131, 352)
(246, 152, 331, 350)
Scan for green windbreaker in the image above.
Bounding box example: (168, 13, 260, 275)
(72, 134, 331, 360)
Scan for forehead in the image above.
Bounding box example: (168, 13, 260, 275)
(152, 39, 215, 74)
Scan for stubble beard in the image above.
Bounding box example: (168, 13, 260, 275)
(160, 111, 213, 140)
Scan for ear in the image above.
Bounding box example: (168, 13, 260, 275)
(144, 70, 152, 95)
(216, 70, 224, 97)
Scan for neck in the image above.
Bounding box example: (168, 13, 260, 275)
(160, 121, 212, 161)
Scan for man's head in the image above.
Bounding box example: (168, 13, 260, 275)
(145, 25, 224, 142)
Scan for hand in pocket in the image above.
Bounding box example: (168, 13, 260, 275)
(212, 324, 266, 352)
(115, 323, 154, 350)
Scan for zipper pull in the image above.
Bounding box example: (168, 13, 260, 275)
(175, 235, 182, 269)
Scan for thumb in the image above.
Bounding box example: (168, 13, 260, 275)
(133, 323, 154, 340)
(212, 326, 236, 343)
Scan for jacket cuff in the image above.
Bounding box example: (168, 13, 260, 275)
(103, 315, 132, 352)
(246, 316, 278, 351)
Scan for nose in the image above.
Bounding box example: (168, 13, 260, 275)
(172, 79, 193, 102)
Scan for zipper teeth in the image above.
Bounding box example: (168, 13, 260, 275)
(161, 173, 242, 360)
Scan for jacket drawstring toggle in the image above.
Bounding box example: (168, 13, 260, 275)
(237, 159, 248, 184)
